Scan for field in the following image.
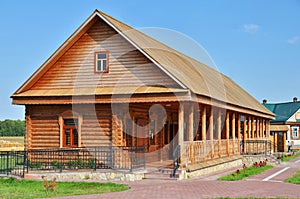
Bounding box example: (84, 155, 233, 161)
(0, 137, 24, 151)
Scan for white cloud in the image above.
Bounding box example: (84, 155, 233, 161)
(287, 36, 299, 44)
(243, 24, 259, 33)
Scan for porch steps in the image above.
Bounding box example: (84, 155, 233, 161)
(143, 168, 179, 180)
(266, 154, 281, 165)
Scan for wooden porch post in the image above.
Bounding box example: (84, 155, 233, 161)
(202, 106, 207, 141)
(266, 120, 270, 139)
(226, 112, 230, 156)
(201, 106, 207, 158)
(256, 117, 260, 139)
(248, 117, 252, 139)
(217, 110, 221, 157)
(178, 103, 185, 163)
(232, 113, 236, 154)
(209, 108, 214, 158)
(263, 119, 266, 139)
(188, 104, 194, 141)
(260, 118, 263, 139)
(243, 115, 247, 153)
(251, 117, 255, 138)
(274, 132, 278, 152)
(237, 114, 241, 153)
(188, 103, 194, 163)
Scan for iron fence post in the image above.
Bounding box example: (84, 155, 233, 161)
(94, 147, 97, 171)
(6, 151, 9, 176)
(23, 150, 27, 177)
(59, 149, 62, 173)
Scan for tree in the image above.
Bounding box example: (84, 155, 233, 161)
(0, 119, 25, 136)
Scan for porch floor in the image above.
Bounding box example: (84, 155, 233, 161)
(146, 159, 174, 169)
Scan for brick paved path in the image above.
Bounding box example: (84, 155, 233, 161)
(55, 156, 300, 199)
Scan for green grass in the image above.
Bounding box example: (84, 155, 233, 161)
(217, 165, 273, 181)
(0, 177, 129, 199)
(280, 152, 300, 162)
(215, 198, 293, 199)
(285, 170, 300, 184)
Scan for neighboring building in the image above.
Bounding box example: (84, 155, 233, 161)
(11, 10, 274, 171)
(263, 98, 300, 152)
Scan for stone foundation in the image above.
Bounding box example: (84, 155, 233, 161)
(184, 155, 276, 179)
(185, 157, 242, 179)
(25, 170, 145, 182)
(242, 155, 277, 166)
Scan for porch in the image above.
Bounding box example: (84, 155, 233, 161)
(116, 101, 272, 169)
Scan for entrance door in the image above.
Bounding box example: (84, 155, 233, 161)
(169, 123, 178, 159)
(277, 132, 284, 152)
(136, 119, 149, 148)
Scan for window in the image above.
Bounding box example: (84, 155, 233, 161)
(63, 119, 78, 148)
(95, 52, 109, 72)
(292, 126, 299, 139)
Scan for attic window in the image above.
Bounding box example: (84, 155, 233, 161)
(95, 52, 109, 72)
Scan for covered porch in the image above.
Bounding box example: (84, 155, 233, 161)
(112, 99, 272, 169)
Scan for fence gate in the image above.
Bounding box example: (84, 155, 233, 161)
(0, 151, 26, 178)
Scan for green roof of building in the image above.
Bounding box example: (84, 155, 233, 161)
(263, 101, 300, 123)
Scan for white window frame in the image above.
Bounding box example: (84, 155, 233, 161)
(292, 126, 299, 139)
(95, 51, 109, 72)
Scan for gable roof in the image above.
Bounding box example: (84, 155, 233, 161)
(12, 9, 274, 118)
(264, 101, 300, 123)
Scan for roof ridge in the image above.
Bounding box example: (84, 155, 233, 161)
(97, 10, 222, 76)
(265, 101, 300, 105)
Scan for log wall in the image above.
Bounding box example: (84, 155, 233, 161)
(32, 18, 179, 90)
(26, 104, 112, 149)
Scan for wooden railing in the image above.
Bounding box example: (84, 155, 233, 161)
(182, 139, 240, 164)
(244, 139, 271, 155)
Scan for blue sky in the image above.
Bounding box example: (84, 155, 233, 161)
(0, 0, 299, 120)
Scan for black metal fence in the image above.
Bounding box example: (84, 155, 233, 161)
(0, 146, 146, 178)
(244, 139, 272, 156)
(0, 151, 26, 177)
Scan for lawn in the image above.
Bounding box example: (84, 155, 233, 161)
(280, 152, 300, 162)
(217, 165, 273, 181)
(285, 170, 300, 184)
(0, 177, 129, 199)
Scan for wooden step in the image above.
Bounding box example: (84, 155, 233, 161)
(143, 168, 179, 180)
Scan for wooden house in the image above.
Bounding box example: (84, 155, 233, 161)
(263, 98, 300, 152)
(11, 10, 274, 170)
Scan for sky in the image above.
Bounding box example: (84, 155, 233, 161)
(0, 0, 299, 120)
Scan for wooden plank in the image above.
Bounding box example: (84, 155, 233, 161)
(226, 112, 230, 156)
(178, 103, 184, 164)
(209, 108, 214, 158)
(31, 20, 178, 91)
(231, 113, 235, 154)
